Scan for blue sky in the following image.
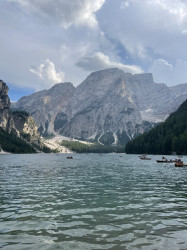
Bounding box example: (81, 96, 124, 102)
(7, 83, 34, 102)
(1, 0, 187, 101)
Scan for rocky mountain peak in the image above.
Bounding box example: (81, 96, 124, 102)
(0, 80, 11, 129)
(0, 80, 9, 94)
(0, 81, 42, 148)
(81, 68, 127, 87)
(13, 69, 187, 145)
(0, 80, 10, 107)
(49, 82, 74, 93)
(14, 81, 75, 136)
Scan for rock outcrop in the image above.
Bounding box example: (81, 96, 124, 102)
(0, 80, 41, 147)
(15, 82, 75, 136)
(12, 111, 41, 145)
(0, 80, 12, 130)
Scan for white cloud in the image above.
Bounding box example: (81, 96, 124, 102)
(149, 58, 187, 85)
(8, 0, 106, 28)
(76, 52, 143, 74)
(98, 0, 187, 60)
(30, 59, 65, 89)
(2, 0, 187, 93)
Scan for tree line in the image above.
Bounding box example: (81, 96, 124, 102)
(0, 127, 36, 153)
(61, 140, 125, 153)
(125, 99, 187, 155)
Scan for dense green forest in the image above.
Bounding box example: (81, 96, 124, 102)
(0, 127, 36, 153)
(99, 132, 115, 145)
(125, 99, 187, 155)
(12, 110, 30, 121)
(61, 140, 125, 153)
(0, 126, 54, 154)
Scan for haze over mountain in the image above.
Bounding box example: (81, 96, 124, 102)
(14, 68, 187, 145)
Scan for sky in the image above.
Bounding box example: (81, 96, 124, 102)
(1, 0, 187, 101)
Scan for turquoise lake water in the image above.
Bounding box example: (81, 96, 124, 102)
(0, 153, 187, 250)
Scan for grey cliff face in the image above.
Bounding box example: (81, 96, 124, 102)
(0, 80, 12, 130)
(61, 69, 144, 141)
(15, 82, 75, 136)
(0, 80, 40, 145)
(14, 68, 187, 144)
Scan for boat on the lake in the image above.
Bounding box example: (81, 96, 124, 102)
(139, 154, 151, 160)
(67, 156, 73, 159)
(175, 160, 187, 167)
(156, 157, 174, 163)
(156, 160, 173, 163)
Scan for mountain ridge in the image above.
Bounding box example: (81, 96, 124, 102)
(13, 68, 187, 145)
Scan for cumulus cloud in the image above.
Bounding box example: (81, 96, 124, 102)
(8, 0, 105, 28)
(98, 0, 187, 60)
(3, 0, 187, 92)
(30, 59, 65, 89)
(76, 52, 143, 74)
(149, 58, 187, 85)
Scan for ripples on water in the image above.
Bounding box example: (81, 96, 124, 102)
(0, 154, 187, 249)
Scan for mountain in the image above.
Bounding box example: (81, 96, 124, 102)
(0, 80, 50, 153)
(125, 99, 187, 155)
(13, 82, 75, 136)
(14, 68, 187, 145)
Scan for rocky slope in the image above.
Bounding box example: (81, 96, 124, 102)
(14, 69, 187, 145)
(12, 111, 41, 145)
(0, 80, 13, 130)
(0, 80, 41, 150)
(14, 82, 75, 136)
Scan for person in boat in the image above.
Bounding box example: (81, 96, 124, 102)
(175, 160, 183, 167)
(67, 156, 73, 159)
(162, 156, 167, 161)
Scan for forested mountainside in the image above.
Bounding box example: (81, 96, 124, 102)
(125, 99, 187, 155)
(0, 127, 36, 153)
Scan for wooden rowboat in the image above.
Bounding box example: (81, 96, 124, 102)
(175, 161, 187, 167)
(139, 155, 151, 160)
(67, 156, 73, 159)
(156, 160, 173, 163)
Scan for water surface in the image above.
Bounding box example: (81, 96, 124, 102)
(0, 154, 187, 249)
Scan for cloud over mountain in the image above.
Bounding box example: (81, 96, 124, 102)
(98, 0, 187, 59)
(1, 0, 187, 96)
(30, 59, 65, 89)
(76, 52, 143, 74)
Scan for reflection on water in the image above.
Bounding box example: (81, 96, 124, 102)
(0, 154, 187, 249)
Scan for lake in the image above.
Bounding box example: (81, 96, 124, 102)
(0, 153, 187, 249)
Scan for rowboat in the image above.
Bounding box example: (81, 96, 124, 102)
(175, 161, 187, 167)
(67, 156, 73, 159)
(157, 157, 174, 163)
(156, 160, 173, 163)
(139, 155, 151, 160)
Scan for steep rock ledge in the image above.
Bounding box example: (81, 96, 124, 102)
(0, 80, 44, 152)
